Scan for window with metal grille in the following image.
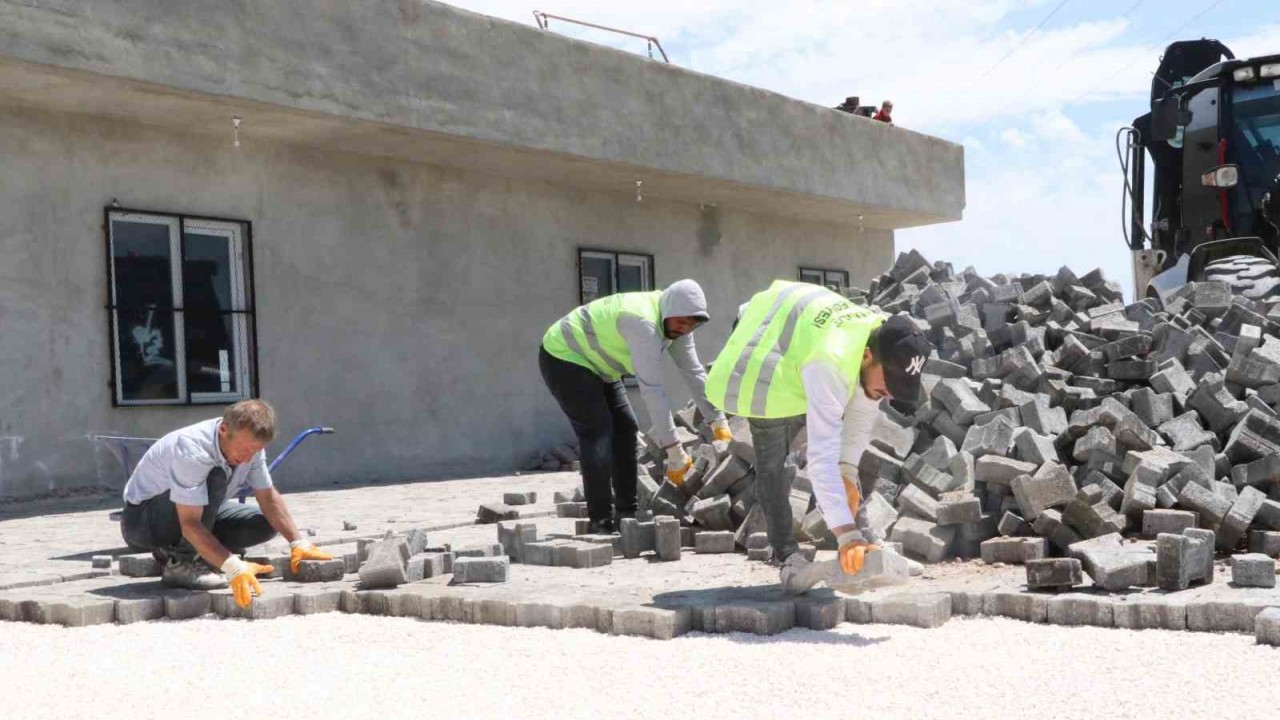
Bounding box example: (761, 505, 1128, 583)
(578, 248, 655, 304)
(105, 208, 258, 406)
(799, 266, 850, 291)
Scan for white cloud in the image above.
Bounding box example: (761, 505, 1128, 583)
(999, 128, 1032, 148)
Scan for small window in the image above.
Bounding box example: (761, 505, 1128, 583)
(799, 267, 850, 291)
(106, 209, 258, 406)
(578, 248, 655, 303)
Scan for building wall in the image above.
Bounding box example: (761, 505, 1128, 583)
(0, 104, 892, 498)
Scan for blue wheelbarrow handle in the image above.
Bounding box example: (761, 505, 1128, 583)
(237, 426, 335, 502)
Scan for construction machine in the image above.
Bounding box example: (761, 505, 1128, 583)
(1122, 39, 1280, 301)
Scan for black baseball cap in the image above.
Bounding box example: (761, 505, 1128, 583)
(873, 315, 932, 405)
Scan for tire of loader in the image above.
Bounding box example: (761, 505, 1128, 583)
(1202, 254, 1280, 302)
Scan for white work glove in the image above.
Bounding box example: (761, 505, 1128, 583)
(711, 418, 733, 442)
(664, 444, 693, 486)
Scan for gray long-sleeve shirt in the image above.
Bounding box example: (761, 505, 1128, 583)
(618, 314, 723, 447)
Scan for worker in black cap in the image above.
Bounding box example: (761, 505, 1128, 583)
(706, 281, 932, 593)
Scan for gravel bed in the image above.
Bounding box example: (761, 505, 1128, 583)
(1, 614, 1276, 719)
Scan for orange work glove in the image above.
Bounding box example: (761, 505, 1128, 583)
(841, 472, 863, 520)
(665, 445, 693, 486)
(838, 533, 880, 576)
(711, 418, 733, 443)
(289, 541, 334, 574)
(221, 556, 273, 608)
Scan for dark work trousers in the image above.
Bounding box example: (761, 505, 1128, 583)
(120, 467, 277, 564)
(539, 346, 640, 523)
(748, 415, 807, 562)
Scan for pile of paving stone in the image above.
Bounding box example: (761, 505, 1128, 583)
(842, 249, 1280, 590)
(626, 412, 837, 562)
(523, 442, 582, 472)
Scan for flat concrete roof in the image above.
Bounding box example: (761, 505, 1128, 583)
(0, 0, 964, 229)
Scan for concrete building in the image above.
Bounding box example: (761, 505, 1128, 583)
(0, 0, 964, 498)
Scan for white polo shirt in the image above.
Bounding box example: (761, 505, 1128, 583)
(122, 418, 273, 506)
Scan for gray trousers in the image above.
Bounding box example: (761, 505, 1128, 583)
(749, 415, 879, 563)
(120, 467, 276, 564)
(749, 415, 807, 562)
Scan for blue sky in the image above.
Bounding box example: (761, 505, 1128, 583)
(448, 1, 1278, 299)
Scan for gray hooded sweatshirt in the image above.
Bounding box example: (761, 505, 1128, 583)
(617, 279, 724, 447)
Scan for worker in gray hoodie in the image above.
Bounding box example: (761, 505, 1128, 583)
(540, 279, 731, 534)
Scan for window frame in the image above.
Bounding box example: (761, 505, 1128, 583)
(577, 247, 656, 304)
(799, 266, 851, 290)
(103, 206, 260, 407)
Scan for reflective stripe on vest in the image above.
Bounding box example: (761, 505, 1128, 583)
(721, 283, 828, 415)
(708, 281, 881, 418)
(541, 291, 663, 380)
(563, 306, 629, 378)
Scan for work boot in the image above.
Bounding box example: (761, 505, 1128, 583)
(587, 518, 616, 535)
(161, 556, 229, 591)
(779, 552, 824, 595)
(612, 509, 636, 526)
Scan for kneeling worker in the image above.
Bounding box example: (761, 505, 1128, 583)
(540, 280, 731, 534)
(120, 399, 332, 607)
(705, 280, 932, 592)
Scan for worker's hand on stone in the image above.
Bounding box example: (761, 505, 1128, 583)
(664, 445, 693, 486)
(711, 418, 733, 442)
(837, 532, 879, 576)
(221, 556, 273, 608)
(289, 540, 333, 574)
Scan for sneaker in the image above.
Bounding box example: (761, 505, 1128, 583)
(587, 518, 616, 535)
(161, 556, 229, 591)
(779, 553, 824, 595)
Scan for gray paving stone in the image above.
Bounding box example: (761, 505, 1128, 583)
(794, 593, 844, 630)
(1026, 558, 1082, 589)
(497, 522, 538, 562)
(294, 559, 345, 583)
(1179, 482, 1232, 529)
(610, 605, 691, 640)
(653, 517, 682, 561)
(620, 518, 656, 558)
(712, 600, 797, 635)
(1231, 553, 1276, 588)
(1250, 530, 1280, 557)
(845, 596, 874, 623)
(1112, 597, 1187, 630)
(1255, 606, 1280, 646)
(502, 491, 537, 506)
(1046, 594, 1114, 627)
(477, 503, 520, 523)
(871, 592, 951, 628)
(41, 596, 117, 627)
(982, 591, 1048, 623)
(164, 590, 212, 620)
(1218, 486, 1266, 551)
(1010, 462, 1076, 521)
(358, 536, 410, 589)
(114, 593, 167, 625)
(118, 554, 161, 578)
(694, 531, 735, 554)
(211, 590, 295, 620)
(947, 590, 987, 616)
(889, 516, 956, 563)
(451, 556, 510, 584)
(1142, 510, 1197, 538)
(1187, 597, 1280, 633)
(294, 588, 343, 615)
